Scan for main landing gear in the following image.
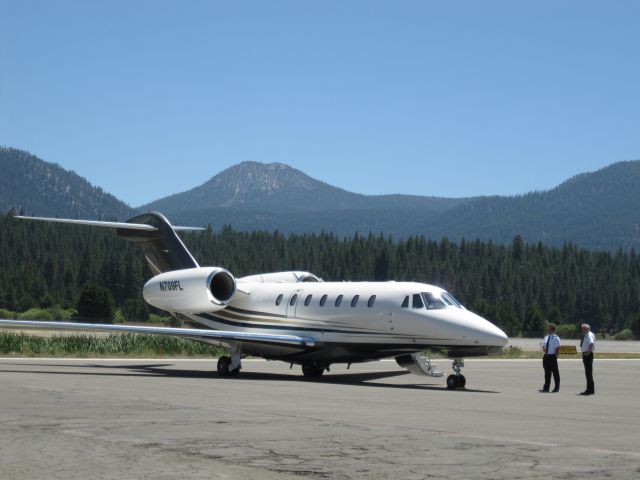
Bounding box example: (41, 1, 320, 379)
(301, 361, 329, 378)
(217, 344, 242, 377)
(446, 358, 466, 389)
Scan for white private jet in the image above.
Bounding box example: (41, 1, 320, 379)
(0, 212, 508, 389)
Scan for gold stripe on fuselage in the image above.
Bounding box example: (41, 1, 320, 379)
(214, 307, 383, 333)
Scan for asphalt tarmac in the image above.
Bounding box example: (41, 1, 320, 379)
(1, 357, 639, 480)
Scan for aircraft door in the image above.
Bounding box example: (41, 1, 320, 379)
(286, 289, 303, 318)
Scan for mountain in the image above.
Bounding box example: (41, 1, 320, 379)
(2, 146, 639, 250)
(142, 159, 640, 250)
(0, 147, 134, 219)
(139, 161, 471, 236)
(425, 161, 640, 250)
(141, 161, 468, 213)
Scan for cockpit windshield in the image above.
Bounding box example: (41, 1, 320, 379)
(421, 292, 446, 309)
(442, 292, 464, 308)
(421, 291, 465, 310)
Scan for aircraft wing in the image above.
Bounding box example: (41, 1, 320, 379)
(13, 215, 205, 232)
(0, 320, 316, 347)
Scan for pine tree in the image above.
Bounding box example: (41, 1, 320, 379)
(76, 283, 115, 323)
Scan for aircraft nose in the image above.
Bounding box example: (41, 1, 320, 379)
(469, 311, 508, 347)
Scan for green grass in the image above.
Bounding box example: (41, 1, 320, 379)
(0, 331, 226, 357)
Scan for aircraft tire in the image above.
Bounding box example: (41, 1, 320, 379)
(301, 363, 325, 378)
(446, 374, 466, 389)
(217, 356, 240, 377)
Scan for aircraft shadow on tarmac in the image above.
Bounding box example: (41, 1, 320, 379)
(0, 361, 499, 393)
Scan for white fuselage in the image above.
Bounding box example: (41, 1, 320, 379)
(181, 279, 508, 362)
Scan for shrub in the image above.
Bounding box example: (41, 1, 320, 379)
(614, 329, 634, 341)
(555, 323, 580, 339)
(13, 307, 75, 322)
(149, 313, 180, 327)
(47, 306, 75, 321)
(114, 309, 125, 323)
(0, 308, 18, 319)
(497, 346, 522, 358)
(18, 308, 55, 321)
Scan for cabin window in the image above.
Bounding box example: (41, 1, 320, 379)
(289, 294, 298, 307)
(412, 293, 424, 309)
(275, 294, 284, 306)
(304, 294, 313, 306)
(368, 295, 376, 307)
(351, 295, 359, 307)
(335, 295, 343, 307)
(319, 294, 328, 306)
(401, 296, 409, 308)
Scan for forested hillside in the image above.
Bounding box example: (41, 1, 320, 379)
(140, 159, 640, 250)
(426, 161, 640, 250)
(1, 214, 638, 336)
(0, 147, 134, 220)
(3, 147, 640, 250)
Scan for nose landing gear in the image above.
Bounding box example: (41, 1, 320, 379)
(446, 358, 466, 389)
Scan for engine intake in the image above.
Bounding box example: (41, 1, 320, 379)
(143, 267, 236, 313)
(207, 269, 236, 304)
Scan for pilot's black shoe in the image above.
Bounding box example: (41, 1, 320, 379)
(579, 391, 594, 395)
(539, 389, 549, 393)
(552, 388, 559, 392)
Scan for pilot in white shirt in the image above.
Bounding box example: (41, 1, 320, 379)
(540, 323, 561, 392)
(580, 323, 596, 395)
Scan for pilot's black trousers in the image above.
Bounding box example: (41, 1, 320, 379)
(582, 353, 595, 393)
(542, 354, 560, 391)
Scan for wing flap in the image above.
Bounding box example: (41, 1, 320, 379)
(0, 320, 315, 347)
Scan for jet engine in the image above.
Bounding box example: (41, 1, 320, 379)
(143, 267, 236, 313)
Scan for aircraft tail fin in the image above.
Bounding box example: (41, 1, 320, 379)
(116, 212, 201, 274)
(15, 211, 202, 274)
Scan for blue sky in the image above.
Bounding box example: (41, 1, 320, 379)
(2, 1, 639, 207)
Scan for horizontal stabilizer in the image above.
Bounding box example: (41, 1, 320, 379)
(14, 215, 205, 232)
(15, 212, 203, 273)
(0, 320, 316, 347)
